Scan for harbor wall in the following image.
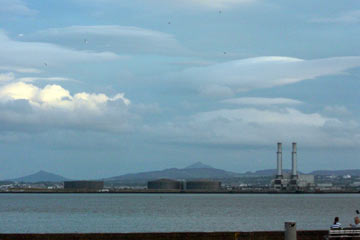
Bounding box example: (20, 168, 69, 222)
(0, 230, 328, 240)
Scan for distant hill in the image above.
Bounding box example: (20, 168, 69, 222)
(105, 162, 241, 182)
(310, 169, 360, 176)
(185, 161, 214, 169)
(9, 170, 69, 183)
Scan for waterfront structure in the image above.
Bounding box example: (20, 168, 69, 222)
(272, 142, 314, 191)
(316, 183, 333, 191)
(185, 180, 221, 190)
(64, 181, 104, 190)
(147, 179, 221, 190)
(147, 179, 182, 190)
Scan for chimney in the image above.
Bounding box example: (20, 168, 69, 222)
(291, 142, 297, 177)
(277, 142, 283, 177)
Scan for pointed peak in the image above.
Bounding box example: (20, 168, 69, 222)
(9, 170, 68, 183)
(184, 162, 214, 169)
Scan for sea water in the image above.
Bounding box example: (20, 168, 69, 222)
(0, 193, 358, 233)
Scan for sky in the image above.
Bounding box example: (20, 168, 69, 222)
(0, 0, 360, 179)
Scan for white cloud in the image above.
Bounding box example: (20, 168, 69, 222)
(0, 82, 132, 132)
(193, 108, 329, 127)
(79, 0, 255, 10)
(200, 85, 235, 97)
(0, 71, 77, 84)
(173, 0, 255, 9)
(148, 107, 360, 148)
(17, 77, 75, 83)
(221, 97, 302, 106)
(0, 66, 40, 73)
(0, 30, 119, 69)
(0, 81, 130, 110)
(324, 105, 350, 115)
(176, 56, 360, 93)
(0, 72, 15, 82)
(24, 25, 189, 55)
(0, 0, 37, 16)
(170, 60, 214, 67)
(311, 10, 360, 24)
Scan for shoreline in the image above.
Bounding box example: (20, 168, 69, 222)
(0, 190, 359, 194)
(0, 230, 329, 240)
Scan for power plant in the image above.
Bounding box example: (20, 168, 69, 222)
(272, 142, 314, 191)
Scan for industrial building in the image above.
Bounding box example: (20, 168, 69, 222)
(185, 180, 221, 190)
(271, 142, 314, 191)
(147, 179, 221, 191)
(64, 181, 104, 190)
(147, 179, 183, 190)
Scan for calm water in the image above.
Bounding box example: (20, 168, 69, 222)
(0, 193, 359, 233)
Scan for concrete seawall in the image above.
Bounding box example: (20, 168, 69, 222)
(0, 231, 328, 240)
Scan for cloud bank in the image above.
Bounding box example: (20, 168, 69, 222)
(82, 0, 255, 10)
(149, 107, 360, 148)
(0, 30, 119, 69)
(0, 0, 37, 16)
(24, 25, 189, 55)
(0, 81, 132, 133)
(173, 0, 255, 9)
(176, 56, 360, 94)
(221, 97, 302, 106)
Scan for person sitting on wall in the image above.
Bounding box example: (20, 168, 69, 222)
(330, 217, 342, 229)
(350, 216, 360, 228)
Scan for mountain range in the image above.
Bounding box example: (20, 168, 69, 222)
(105, 162, 240, 183)
(4, 162, 360, 183)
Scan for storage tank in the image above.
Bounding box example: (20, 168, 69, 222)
(147, 179, 182, 190)
(185, 180, 221, 190)
(64, 181, 104, 190)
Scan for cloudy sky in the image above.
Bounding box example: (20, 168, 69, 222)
(1, 0, 360, 179)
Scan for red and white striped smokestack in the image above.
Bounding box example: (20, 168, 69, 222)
(291, 142, 297, 177)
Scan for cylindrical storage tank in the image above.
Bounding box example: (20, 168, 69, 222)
(186, 180, 221, 190)
(64, 181, 104, 190)
(147, 179, 182, 190)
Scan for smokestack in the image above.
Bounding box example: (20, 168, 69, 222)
(277, 142, 282, 177)
(292, 142, 297, 177)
